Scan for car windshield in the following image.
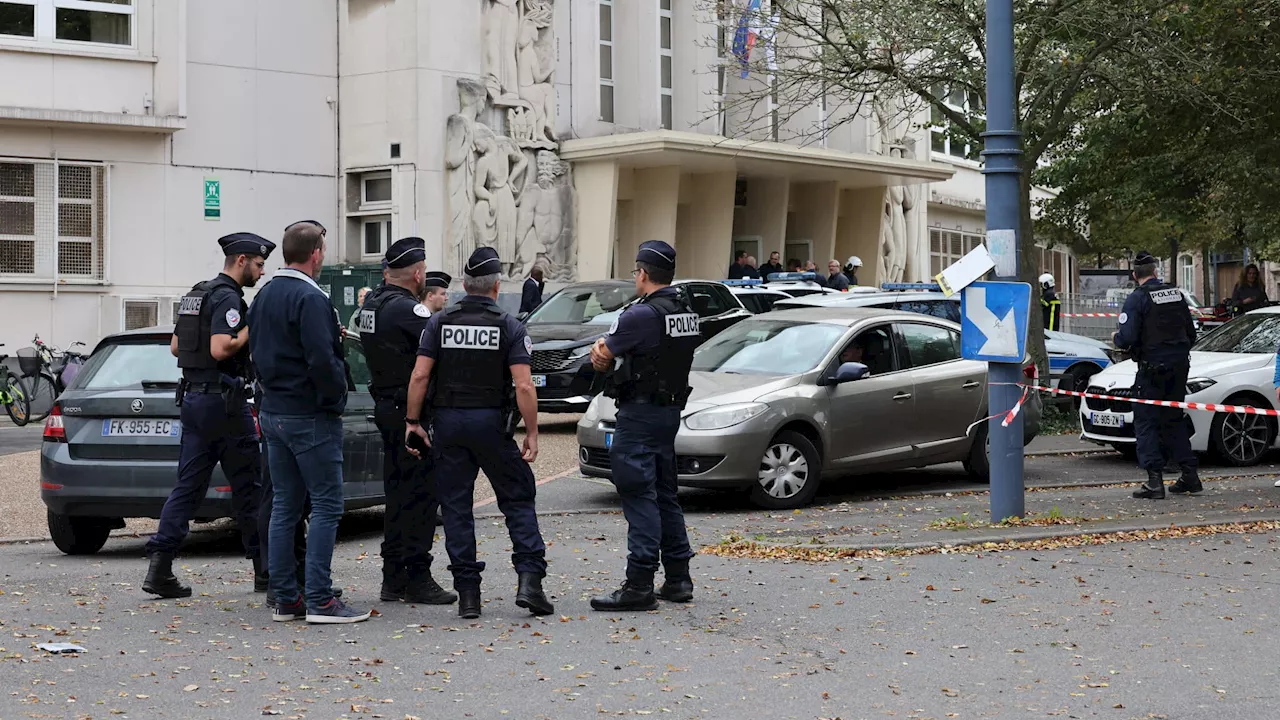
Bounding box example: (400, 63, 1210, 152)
(74, 340, 181, 390)
(526, 284, 637, 325)
(691, 319, 847, 375)
(1193, 313, 1280, 353)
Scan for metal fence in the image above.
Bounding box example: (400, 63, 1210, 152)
(1057, 294, 1124, 342)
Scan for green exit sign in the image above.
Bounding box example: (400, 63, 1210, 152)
(204, 178, 220, 220)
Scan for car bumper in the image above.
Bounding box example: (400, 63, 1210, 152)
(534, 365, 596, 412)
(576, 415, 777, 489)
(40, 443, 232, 519)
(1078, 391, 1212, 451)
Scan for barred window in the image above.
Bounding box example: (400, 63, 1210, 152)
(123, 299, 157, 331)
(928, 228, 984, 277)
(0, 158, 107, 281)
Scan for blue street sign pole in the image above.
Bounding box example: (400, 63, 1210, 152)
(982, 0, 1025, 521)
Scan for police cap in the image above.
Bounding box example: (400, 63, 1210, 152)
(385, 236, 426, 269)
(465, 246, 502, 277)
(1134, 251, 1157, 268)
(637, 240, 676, 271)
(424, 271, 452, 290)
(218, 232, 275, 259)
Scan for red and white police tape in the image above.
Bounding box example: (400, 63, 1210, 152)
(1060, 312, 1122, 318)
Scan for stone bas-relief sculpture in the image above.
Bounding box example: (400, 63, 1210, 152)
(872, 103, 929, 283)
(447, 0, 576, 282)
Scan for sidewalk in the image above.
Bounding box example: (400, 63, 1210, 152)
(1024, 432, 1102, 455)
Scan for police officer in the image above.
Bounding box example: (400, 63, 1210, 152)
(404, 246, 553, 620)
(1113, 251, 1202, 499)
(143, 233, 273, 598)
(587, 240, 699, 611)
(357, 237, 457, 606)
(1040, 273, 1062, 331)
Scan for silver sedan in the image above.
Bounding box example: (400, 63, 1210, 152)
(577, 307, 1041, 509)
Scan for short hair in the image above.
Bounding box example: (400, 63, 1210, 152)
(282, 223, 325, 264)
(387, 265, 421, 283)
(463, 272, 501, 295)
(638, 261, 674, 285)
(735, 250, 747, 260)
(1134, 261, 1157, 280)
(425, 286, 448, 298)
(530, 265, 544, 280)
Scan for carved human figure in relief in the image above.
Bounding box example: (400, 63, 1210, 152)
(514, 150, 567, 276)
(472, 129, 529, 276)
(516, 12, 557, 147)
(445, 79, 489, 265)
(482, 0, 522, 105)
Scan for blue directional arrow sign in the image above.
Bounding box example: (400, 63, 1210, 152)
(960, 281, 1032, 363)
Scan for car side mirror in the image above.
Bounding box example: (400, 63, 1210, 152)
(831, 362, 869, 384)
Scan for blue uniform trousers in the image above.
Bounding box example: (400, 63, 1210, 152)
(432, 407, 546, 586)
(375, 398, 438, 569)
(1133, 359, 1197, 472)
(146, 390, 260, 558)
(608, 402, 693, 579)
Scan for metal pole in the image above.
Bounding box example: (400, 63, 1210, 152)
(982, 0, 1025, 521)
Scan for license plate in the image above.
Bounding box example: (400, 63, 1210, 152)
(101, 418, 181, 437)
(532, 375, 546, 388)
(605, 432, 613, 449)
(1090, 412, 1125, 428)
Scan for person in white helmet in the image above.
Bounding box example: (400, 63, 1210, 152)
(843, 256, 862, 286)
(1039, 272, 1061, 330)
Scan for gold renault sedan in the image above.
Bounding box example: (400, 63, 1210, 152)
(576, 307, 1041, 509)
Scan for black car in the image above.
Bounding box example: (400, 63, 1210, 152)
(526, 279, 751, 412)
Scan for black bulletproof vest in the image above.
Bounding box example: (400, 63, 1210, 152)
(357, 285, 418, 399)
(433, 301, 510, 409)
(175, 274, 247, 382)
(619, 289, 701, 406)
(1137, 282, 1192, 358)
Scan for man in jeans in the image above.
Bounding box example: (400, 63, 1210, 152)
(248, 220, 371, 624)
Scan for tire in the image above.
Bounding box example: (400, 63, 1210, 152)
(1211, 394, 1276, 466)
(23, 373, 57, 423)
(3, 371, 30, 426)
(47, 510, 112, 555)
(1058, 364, 1099, 409)
(748, 430, 823, 509)
(1113, 444, 1138, 461)
(963, 420, 990, 482)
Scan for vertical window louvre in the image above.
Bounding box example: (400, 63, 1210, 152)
(715, 0, 728, 136)
(599, 0, 614, 122)
(0, 158, 104, 281)
(930, 85, 985, 162)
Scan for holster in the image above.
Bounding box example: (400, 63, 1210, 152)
(221, 378, 248, 415)
(175, 379, 188, 408)
(501, 383, 519, 436)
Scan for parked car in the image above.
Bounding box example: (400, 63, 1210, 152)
(577, 307, 1042, 509)
(728, 285, 792, 314)
(774, 289, 1116, 402)
(40, 326, 386, 555)
(1079, 307, 1280, 465)
(526, 279, 752, 412)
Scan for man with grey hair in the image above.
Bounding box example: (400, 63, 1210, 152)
(404, 246, 552, 620)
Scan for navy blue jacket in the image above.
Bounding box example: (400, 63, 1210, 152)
(1113, 277, 1196, 364)
(248, 268, 348, 416)
(520, 277, 544, 314)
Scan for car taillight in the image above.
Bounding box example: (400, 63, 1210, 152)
(43, 404, 66, 443)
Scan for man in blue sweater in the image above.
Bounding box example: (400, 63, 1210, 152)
(249, 220, 371, 624)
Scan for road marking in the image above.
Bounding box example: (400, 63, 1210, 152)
(472, 467, 579, 510)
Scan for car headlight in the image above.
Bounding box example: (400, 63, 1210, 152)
(583, 395, 601, 423)
(568, 344, 592, 360)
(683, 403, 768, 431)
(1186, 377, 1216, 395)
(1103, 348, 1122, 364)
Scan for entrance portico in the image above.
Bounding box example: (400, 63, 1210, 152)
(560, 131, 954, 283)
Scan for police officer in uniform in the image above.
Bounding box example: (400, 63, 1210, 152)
(144, 233, 274, 598)
(405, 246, 553, 620)
(357, 237, 457, 606)
(588, 240, 699, 611)
(1113, 251, 1202, 499)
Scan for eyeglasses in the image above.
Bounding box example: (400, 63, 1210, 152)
(631, 268, 642, 278)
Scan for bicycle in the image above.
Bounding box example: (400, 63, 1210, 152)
(33, 335, 87, 395)
(0, 343, 32, 426)
(20, 335, 84, 424)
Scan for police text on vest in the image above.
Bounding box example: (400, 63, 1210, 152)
(666, 313, 701, 338)
(1149, 288, 1183, 304)
(356, 309, 376, 334)
(441, 325, 501, 350)
(178, 296, 203, 316)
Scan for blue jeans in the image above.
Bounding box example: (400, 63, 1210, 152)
(260, 412, 344, 608)
(608, 403, 693, 579)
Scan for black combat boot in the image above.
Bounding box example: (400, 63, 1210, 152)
(657, 560, 694, 603)
(143, 552, 192, 598)
(1132, 469, 1166, 499)
(457, 585, 482, 619)
(1168, 466, 1204, 495)
(515, 572, 555, 616)
(403, 567, 458, 605)
(380, 562, 407, 602)
(253, 556, 269, 594)
(591, 569, 658, 612)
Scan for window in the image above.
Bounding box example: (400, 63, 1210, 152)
(930, 85, 983, 162)
(898, 323, 960, 368)
(599, 0, 614, 122)
(839, 326, 895, 376)
(360, 171, 392, 209)
(686, 283, 731, 317)
(0, 158, 106, 281)
(344, 337, 372, 387)
(928, 228, 984, 277)
(715, 1, 728, 136)
(75, 340, 180, 390)
(881, 300, 962, 324)
(0, 0, 134, 47)
(1179, 255, 1194, 292)
(362, 217, 392, 257)
(659, 0, 673, 129)
(123, 299, 158, 331)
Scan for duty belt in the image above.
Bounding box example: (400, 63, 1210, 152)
(184, 381, 224, 394)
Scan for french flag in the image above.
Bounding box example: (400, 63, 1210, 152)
(731, 0, 764, 79)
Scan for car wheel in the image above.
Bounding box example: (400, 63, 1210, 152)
(748, 431, 822, 509)
(1113, 444, 1138, 461)
(1059, 364, 1099, 409)
(47, 510, 111, 555)
(1211, 395, 1276, 466)
(963, 421, 990, 482)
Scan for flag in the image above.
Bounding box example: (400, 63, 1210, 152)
(731, 0, 763, 79)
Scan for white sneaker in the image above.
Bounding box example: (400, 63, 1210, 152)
(1273, 479, 1280, 488)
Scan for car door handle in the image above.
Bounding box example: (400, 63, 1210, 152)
(892, 392, 912, 401)
(962, 381, 981, 389)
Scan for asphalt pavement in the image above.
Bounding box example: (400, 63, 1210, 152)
(0, 423, 42, 456)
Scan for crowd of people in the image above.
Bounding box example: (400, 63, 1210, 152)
(726, 250, 863, 289)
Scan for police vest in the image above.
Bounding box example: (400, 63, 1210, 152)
(617, 290, 701, 406)
(433, 301, 510, 409)
(357, 285, 420, 400)
(1137, 282, 1192, 358)
(175, 274, 248, 380)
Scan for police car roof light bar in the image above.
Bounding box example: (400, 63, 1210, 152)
(880, 282, 942, 291)
(721, 279, 764, 287)
(765, 272, 819, 282)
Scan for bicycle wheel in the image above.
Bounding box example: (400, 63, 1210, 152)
(24, 372, 57, 423)
(3, 371, 30, 426)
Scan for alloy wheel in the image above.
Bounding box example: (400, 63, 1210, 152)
(1221, 412, 1271, 464)
(758, 442, 810, 499)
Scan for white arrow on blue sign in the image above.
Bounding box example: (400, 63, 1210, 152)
(960, 281, 1032, 363)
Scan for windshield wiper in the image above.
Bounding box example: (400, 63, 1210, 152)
(141, 380, 180, 388)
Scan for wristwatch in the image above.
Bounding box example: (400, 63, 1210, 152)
(405, 418, 420, 426)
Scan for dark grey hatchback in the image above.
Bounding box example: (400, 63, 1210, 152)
(41, 325, 386, 555)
